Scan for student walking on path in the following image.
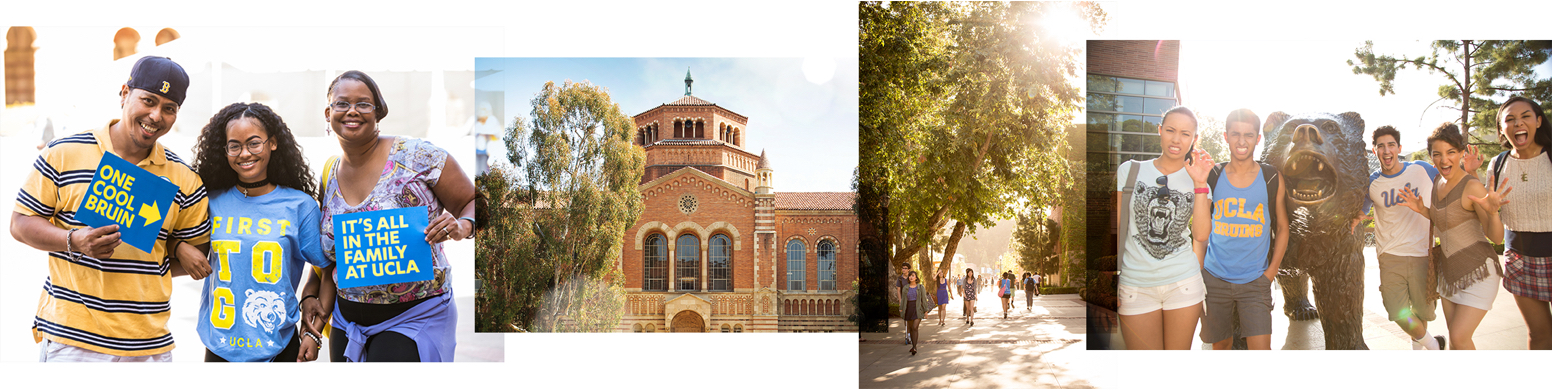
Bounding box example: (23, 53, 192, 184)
(903, 271, 929, 356)
(963, 269, 978, 327)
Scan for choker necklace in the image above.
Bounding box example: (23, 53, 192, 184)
(237, 179, 270, 196)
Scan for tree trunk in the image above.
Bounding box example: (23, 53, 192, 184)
(933, 221, 968, 282)
(1462, 40, 1472, 135)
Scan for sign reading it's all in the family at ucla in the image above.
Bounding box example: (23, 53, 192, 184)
(75, 152, 178, 253)
(333, 207, 433, 289)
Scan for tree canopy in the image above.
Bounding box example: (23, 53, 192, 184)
(475, 80, 644, 332)
(1349, 40, 1552, 157)
(860, 1, 1105, 285)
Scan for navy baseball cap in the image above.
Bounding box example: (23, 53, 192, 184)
(125, 56, 189, 107)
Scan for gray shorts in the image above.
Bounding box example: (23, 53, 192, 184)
(1199, 269, 1274, 344)
(1378, 253, 1436, 322)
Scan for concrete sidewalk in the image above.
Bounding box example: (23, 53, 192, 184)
(1091, 246, 1533, 350)
(859, 293, 1100, 388)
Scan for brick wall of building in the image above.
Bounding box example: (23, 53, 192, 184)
(1086, 40, 1181, 82)
(773, 210, 859, 293)
(622, 170, 758, 291)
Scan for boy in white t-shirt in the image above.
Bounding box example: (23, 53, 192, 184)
(1355, 125, 1477, 350)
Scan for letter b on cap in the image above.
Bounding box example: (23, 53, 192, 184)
(160, 81, 170, 93)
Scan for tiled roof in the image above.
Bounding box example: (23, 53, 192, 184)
(775, 192, 855, 210)
(756, 150, 771, 169)
(665, 95, 714, 106)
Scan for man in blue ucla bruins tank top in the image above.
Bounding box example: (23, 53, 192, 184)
(1197, 109, 1289, 350)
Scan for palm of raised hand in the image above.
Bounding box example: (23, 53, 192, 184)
(1396, 187, 1428, 215)
(1468, 178, 1513, 212)
(1185, 149, 1215, 184)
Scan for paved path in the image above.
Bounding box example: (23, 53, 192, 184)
(860, 293, 1101, 388)
(1092, 246, 1532, 350)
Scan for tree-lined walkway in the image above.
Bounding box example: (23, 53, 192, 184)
(860, 294, 1097, 389)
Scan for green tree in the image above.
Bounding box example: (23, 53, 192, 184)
(860, 1, 1106, 296)
(475, 80, 645, 332)
(1195, 113, 1230, 163)
(1349, 40, 1552, 159)
(1011, 209, 1061, 279)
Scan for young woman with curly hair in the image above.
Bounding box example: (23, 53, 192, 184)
(176, 102, 334, 362)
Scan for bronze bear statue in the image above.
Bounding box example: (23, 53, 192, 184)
(1258, 111, 1371, 350)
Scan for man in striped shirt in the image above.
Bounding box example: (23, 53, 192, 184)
(10, 56, 212, 362)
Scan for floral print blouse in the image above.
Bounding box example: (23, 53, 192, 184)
(321, 137, 453, 304)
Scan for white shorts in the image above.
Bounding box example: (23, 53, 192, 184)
(1117, 272, 1206, 316)
(1443, 272, 1503, 312)
(38, 339, 172, 362)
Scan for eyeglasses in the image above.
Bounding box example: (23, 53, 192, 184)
(330, 101, 376, 114)
(1155, 175, 1170, 199)
(226, 138, 270, 156)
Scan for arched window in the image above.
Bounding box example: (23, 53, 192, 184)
(112, 27, 139, 60)
(644, 234, 667, 291)
(720, 324, 731, 333)
(154, 28, 179, 46)
(674, 120, 683, 138)
(786, 239, 806, 291)
(633, 323, 643, 333)
(709, 234, 732, 291)
(677, 234, 700, 291)
(734, 324, 743, 333)
(818, 239, 837, 291)
(645, 323, 656, 333)
(695, 120, 704, 138)
(5, 27, 37, 105)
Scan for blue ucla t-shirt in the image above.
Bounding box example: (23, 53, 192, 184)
(1205, 167, 1272, 284)
(197, 187, 330, 362)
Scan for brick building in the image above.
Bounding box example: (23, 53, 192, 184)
(617, 72, 857, 333)
(1085, 40, 1183, 258)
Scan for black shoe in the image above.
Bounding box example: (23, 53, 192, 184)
(1436, 336, 1447, 350)
(910, 348, 917, 356)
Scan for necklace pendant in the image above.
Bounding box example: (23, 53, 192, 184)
(1524, 173, 1529, 182)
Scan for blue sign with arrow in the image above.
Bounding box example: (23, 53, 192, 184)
(75, 152, 178, 254)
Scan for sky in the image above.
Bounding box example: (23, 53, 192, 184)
(475, 57, 858, 192)
(1178, 40, 1552, 156)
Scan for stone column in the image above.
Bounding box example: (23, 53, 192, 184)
(667, 240, 676, 292)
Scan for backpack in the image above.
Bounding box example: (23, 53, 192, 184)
(1024, 277, 1036, 290)
(1204, 161, 1281, 267)
(1489, 149, 1552, 191)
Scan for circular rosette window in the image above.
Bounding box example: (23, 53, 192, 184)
(678, 194, 698, 214)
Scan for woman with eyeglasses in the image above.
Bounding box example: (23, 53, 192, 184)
(177, 102, 333, 361)
(1114, 106, 1213, 350)
(300, 70, 477, 362)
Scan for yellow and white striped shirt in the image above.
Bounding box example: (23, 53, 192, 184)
(14, 120, 211, 356)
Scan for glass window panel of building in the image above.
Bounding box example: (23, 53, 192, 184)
(676, 234, 700, 291)
(709, 234, 732, 291)
(818, 239, 836, 291)
(786, 239, 806, 291)
(644, 234, 668, 291)
(1086, 74, 1177, 171)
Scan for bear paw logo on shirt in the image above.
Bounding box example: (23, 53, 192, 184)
(242, 289, 286, 333)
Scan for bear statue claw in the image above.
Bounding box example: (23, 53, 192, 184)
(1284, 297, 1319, 321)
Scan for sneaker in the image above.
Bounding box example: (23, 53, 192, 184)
(1435, 336, 1447, 350)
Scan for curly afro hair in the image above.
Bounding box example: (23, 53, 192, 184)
(193, 102, 317, 198)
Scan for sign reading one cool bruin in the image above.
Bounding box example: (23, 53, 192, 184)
(333, 207, 433, 289)
(75, 152, 177, 253)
